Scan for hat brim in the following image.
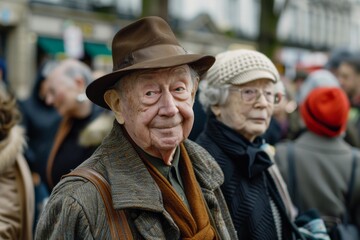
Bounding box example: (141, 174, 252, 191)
(86, 54, 215, 109)
(230, 70, 278, 86)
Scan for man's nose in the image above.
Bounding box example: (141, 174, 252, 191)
(158, 91, 178, 116)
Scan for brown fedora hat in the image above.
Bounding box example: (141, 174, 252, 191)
(86, 16, 215, 109)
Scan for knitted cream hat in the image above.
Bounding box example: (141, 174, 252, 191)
(205, 49, 280, 86)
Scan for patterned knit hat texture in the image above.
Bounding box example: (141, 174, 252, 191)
(300, 87, 349, 137)
(205, 49, 280, 86)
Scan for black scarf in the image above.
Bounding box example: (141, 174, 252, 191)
(203, 113, 273, 178)
(197, 113, 292, 239)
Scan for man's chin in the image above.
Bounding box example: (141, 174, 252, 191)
(156, 137, 182, 149)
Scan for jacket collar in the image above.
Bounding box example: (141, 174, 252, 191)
(91, 122, 223, 212)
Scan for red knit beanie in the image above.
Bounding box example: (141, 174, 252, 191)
(300, 87, 350, 137)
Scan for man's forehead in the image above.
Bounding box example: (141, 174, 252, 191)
(116, 65, 192, 89)
(134, 65, 190, 77)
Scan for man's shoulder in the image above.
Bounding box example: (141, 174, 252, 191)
(183, 139, 224, 188)
(183, 139, 216, 162)
(49, 158, 107, 207)
(50, 172, 100, 204)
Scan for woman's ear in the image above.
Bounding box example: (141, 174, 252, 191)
(104, 89, 125, 124)
(210, 105, 221, 117)
(74, 76, 86, 91)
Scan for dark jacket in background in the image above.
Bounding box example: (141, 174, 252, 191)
(46, 105, 112, 190)
(18, 72, 61, 183)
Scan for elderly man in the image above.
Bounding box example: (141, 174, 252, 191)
(35, 16, 237, 239)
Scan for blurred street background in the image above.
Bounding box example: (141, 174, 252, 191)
(0, 0, 358, 99)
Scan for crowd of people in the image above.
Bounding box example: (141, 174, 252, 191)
(0, 15, 359, 240)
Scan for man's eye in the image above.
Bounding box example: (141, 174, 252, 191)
(175, 87, 185, 92)
(145, 91, 156, 96)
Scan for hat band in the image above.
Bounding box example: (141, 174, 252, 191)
(114, 44, 187, 71)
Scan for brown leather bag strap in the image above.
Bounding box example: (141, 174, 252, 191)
(63, 168, 133, 240)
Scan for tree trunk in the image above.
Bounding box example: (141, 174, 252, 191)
(142, 0, 169, 21)
(258, 0, 280, 59)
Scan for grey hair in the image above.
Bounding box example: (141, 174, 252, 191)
(198, 81, 230, 112)
(63, 61, 93, 85)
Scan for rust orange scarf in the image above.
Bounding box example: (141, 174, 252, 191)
(142, 143, 218, 240)
(46, 117, 72, 189)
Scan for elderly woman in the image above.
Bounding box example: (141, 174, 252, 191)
(196, 49, 304, 239)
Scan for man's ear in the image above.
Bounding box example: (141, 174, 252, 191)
(104, 89, 125, 124)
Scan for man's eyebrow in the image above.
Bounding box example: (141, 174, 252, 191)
(172, 66, 188, 73)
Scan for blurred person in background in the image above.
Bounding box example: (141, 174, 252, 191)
(263, 79, 298, 145)
(293, 69, 360, 147)
(337, 56, 360, 142)
(324, 48, 353, 78)
(275, 87, 360, 234)
(196, 49, 327, 240)
(18, 61, 61, 228)
(293, 70, 308, 104)
(0, 83, 34, 240)
(337, 56, 360, 106)
(42, 59, 113, 191)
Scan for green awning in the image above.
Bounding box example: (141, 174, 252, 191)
(37, 37, 65, 55)
(84, 42, 111, 56)
(37, 37, 111, 57)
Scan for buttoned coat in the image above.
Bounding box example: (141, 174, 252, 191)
(35, 122, 237, 240)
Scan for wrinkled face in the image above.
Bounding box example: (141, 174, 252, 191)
(213, 78, 275, 142)
(338, 63, 359, 99)
(43, 68, 82, 117)
(113, 65, 197, 157)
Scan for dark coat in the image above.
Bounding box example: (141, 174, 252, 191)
(196, 114, 299, 240)
(18, 72, 61, 182)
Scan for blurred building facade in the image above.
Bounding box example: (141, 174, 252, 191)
(0, 0, 359, 98)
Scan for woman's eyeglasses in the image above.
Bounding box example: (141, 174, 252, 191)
(229, 87, 282, 104)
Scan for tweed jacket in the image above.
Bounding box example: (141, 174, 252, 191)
(35, 122, 237, 240)
(275, 131, 360, 227)
(0, 126, 34, 240)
